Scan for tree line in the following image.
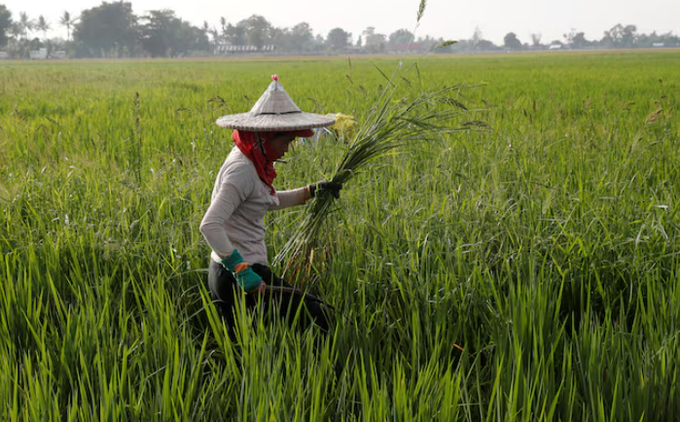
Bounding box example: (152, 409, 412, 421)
(0, 2, 678, 59)
(494, 26, 679, 52)
(0, 2, 435, 58)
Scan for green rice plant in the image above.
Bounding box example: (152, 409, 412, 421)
(275, 71, 484, 280)
(1, 51, 680, 420)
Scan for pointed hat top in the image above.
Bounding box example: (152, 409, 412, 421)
(216, 75, 335, 131)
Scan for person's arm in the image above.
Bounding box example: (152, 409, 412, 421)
(271, 186, 311, 210)
(271, 181, 344, 211)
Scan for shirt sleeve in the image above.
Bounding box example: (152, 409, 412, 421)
(200, 167, 254, 258)
(271, 186, 310, 210)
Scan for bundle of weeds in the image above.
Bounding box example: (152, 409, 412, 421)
(276, 77, 483, 280)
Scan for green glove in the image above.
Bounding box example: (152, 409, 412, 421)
(221, 249, 262, 292)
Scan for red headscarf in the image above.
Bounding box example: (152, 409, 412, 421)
(232, 129, 314, 195)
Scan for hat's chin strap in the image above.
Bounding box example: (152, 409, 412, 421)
(256, 133, 268, 162)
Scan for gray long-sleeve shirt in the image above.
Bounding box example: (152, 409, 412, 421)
(200, 147, 308, 265)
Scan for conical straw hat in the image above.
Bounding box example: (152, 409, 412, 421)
(216, 75, 335, 131)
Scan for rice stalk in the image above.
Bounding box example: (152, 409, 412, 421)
(417, 0, 427, 23)
(275, 77, 483, 279)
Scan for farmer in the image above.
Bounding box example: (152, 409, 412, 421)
(200, 75, 340, 338)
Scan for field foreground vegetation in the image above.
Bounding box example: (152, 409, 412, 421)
(1, 52, 680, 421)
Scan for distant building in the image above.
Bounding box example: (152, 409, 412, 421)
(214, 44, 276, 54)
(30, 48, 48, 59)
(653, 43, 665, 48)
(548, 44, 563, 50)
(50, 50, 67, 59)
(0, 51, 9, 60)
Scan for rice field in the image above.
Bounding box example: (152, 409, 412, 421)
(1, 51, 679, 421)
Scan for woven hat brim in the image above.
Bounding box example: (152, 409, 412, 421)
(216, 112, 336, 131)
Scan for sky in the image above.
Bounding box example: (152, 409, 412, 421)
(2, 0, 679, 45)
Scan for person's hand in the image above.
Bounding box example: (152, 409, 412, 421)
(309, 180, 343, 199)
(252, 281, 267, 294)
(234, 264, 263, 293)
(221, 249, 263, 292)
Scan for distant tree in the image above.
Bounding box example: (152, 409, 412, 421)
(227, 24, 246, 45)
(388, 28, 414, 46)
(362, 26, 386, 53)
(503, 32, 522, 50)
(237, 15, 272, 48)
(661, 32, 680, 47)
(200, 20, 211, 48)
(476, 39, 498, 51)
(27, 36, 40, 51)
(36, 15, 50, 43)
(470, 27, 499, 51)
(208, 26, 219, 49)
(563, 28, 577, 46)
(603, 24, 637, 48)
(74, 2, 138, 57)
(634, 31, 651, 48)
(270, 26, 288, 50)
(9, 22, 21, 42)
(139, 10, 176, 57)
(183, 23, 210, 54)
(637, 31, 680, 48)
(219, 16, 227, 37)
(59, 11, 78, 42)
(621, 25, 637, 47)
(356, 35, 362, 47)
(48, 37, 66, 52)
(471, 26, 483, 48)
(530, 33, 542, 47)
(415, 35, 438, 50)
(326, 27, 351, 50)
(140, 10, 208, 57)
(0, 5, 11, 47)
(19, 12, 34, 40)
(286, 22, 314, 53)
(571, 32, 589, 49)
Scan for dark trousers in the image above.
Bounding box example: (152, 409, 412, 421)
(208, 260, 330, 338)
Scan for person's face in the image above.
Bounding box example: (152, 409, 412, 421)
(268, 134, 296, 160)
